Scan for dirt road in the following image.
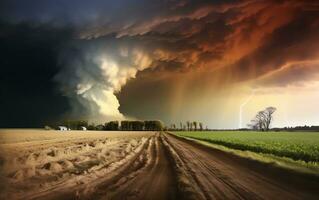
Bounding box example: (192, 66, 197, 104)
(1, 130, 319, 200)
(163, 133, 319, 200)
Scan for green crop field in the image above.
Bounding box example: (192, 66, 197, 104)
(173, 131, 319, 163)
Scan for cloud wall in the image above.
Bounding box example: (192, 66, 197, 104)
(1, 0, 319, 126)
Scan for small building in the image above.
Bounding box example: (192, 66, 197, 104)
(58, 126, 68, 131)
(81, 126, 87, 131)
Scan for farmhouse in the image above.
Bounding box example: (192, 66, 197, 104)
(81, 126, 87, 131)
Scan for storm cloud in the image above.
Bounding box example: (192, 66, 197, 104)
(1, 0, 319, 127)
(0, 22, 73, 127)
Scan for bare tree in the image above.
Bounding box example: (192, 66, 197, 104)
(199, 122, 203, 131)
(186, 121, 190, 131)
(247, 119, 260, 130)
(193, 121, 198, 131)
(256, 111, 267, 131)
(264, 107, 276, 131)
(171, 123, 176, 130)
(248, 107, 276, 131)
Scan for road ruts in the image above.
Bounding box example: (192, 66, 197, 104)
(101, 132, 178, 200)
(163, 133, 319, 200)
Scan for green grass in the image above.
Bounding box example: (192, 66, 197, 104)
(173, 131, 319, 163)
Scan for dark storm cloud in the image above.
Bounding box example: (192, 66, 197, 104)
(0, 0, 230, 36)
(255, 61, 319, 87)
(226, 6, 319, 85)
(116, 0, 319, 121)
(0, 0, 235, 124)
(0, 22, 74, 127)
(116, 0, 319, 84)
(1, 0, 319, 126)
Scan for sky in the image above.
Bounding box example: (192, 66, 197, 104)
(0, 0, 319, 128)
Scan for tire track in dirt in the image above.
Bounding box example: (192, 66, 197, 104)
(82, 132, 178, 200)
(29, 137, 152, 200)
(1, 134, 152, 200)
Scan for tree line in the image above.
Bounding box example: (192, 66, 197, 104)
(167, 121, 207, 131)
(272, 125, 319, 132)
(48, 120, 164, 131)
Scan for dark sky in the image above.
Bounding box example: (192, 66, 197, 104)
(0, 23, 73, 127)
(1, 0, 319, 128)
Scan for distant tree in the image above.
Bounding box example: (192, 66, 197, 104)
(96, 124, 104, 131)
(104, 121, 119, 130)
(256, 111, 267, 131)
(247, 119, 258, 130)
(144, 121, 152, 131)
(183, 125, 187, 131)
(171, 123, 176, 130)
(121, 120, 140, 130)
(186, 121, 192, 131)
(144, 121, 152, 130)
(193, 121, 197, 131)
(274, 125, 319, 132)
(248, 107, 276, 131)
(121, 121, 130, 130)
(87, 123, 96, 130)
(264, 107, 276, 131)
(248, 112, 266, 131)
(154, 120, 164, 131)
(144, 120, 163, 131)
(180, 122, 183, 130)
(199, 122, 203, 131)
(131, 121, 144, 130)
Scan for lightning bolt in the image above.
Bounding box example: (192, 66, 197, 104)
(239, 90, 256, 129)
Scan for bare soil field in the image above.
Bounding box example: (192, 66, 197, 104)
(0, 129, 318, 200)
